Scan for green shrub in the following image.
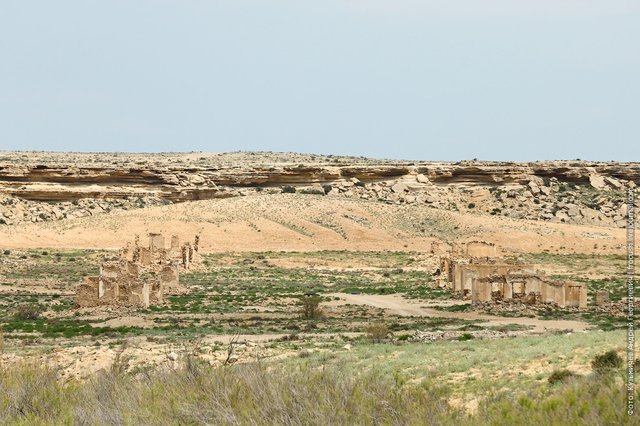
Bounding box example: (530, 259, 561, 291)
(300, 296, 323, 320)
(0, 363, 67, 422)
(458, 333, 474, 341)
(365, 322, 389, 343)
(548, 369, 577, 385)
(0, 360, 454, 425)
(0, 359, 635, 425)
(591, 350, 622, 374)
(13, 303, 44, 321)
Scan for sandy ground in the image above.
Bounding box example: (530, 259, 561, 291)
(0, 190, 630, 386)
(0, 195, 633, 255)
(328, 293, 591, 333)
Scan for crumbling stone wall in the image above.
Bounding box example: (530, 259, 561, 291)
(465, 241, 497, 258)
(160, 264, 180, 291)
(76, 276, 100, 308)
(76, 233, 200, 308)
(595, 291, 610, 306)
(471, 277, 493, 303)
(469, 273, 587, 308)
(435, 241, 589, 309)
(170, 235, 180, 255)
(149, 233, 165, 252)
(565, 282, 588, 308)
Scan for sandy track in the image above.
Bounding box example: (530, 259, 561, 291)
(329, 293, 591, 333)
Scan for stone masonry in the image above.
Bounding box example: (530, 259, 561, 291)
(433, 241, 589, 309)
(76, 233, 200, 308)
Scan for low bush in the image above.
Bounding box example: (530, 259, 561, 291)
(365, 322, 389, 343)
(13, 303, 44, 321)
(0, 358, 636, 425)
(591, 350, 623, 374)
(300, 296, 323, 320)
(548, 369, 577, 385)
(457, 333, 474, 341)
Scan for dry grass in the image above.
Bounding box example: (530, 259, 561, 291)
(0, 359, 455, 425)
(0, 355, 635, 425)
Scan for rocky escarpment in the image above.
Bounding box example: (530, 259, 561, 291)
(0, 152, 638, 227)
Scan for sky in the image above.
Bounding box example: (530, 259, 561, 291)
(0, 1, 638, 161)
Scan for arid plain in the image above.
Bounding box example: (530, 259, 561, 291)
(0, 151, 638, 424)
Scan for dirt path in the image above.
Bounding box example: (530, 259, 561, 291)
(328, 293, 591, 333)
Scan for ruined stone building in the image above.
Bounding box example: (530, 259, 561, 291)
(469, 271, 587, 308)
(76, 233, 200, 308)
(433, 241, 588, 309)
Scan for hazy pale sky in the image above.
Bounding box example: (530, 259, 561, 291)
(1, 1, 638, 161)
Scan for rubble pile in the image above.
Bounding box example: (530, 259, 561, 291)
(0, 196, 169, 225)
(410, 329, 523, 342)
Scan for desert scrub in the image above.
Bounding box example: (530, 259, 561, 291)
(457, 333, 474, 341)
(2, 317, 140, 339)
(1, 361, 456, 425)
(0, 363, 69, 423)
(0, 357, 637, 425)
(591, 349, 623, 375)
(12, 303, 45, 320)
(547, 369, 577, 385)
(300, 296, 324, 320)
(365, 322, 389, 343)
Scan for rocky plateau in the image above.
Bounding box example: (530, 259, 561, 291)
(0, 151, 638, 227)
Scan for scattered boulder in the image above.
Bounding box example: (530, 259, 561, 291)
(528, 181, 541, 195)
(589, 174, 609, 190)
(604, 176, 623, 190)
(566, 205, 580, 217)
(391, 182, 408, 193)
(416, 174, 430, 184)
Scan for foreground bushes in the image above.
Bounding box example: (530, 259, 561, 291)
(0, 359, 634, 425)
(591, 349, 623, 374)
(1, 360, 455, 425)
(12, 303, 44, 321)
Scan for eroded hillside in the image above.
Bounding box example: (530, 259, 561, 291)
(0, 152, 638, 229)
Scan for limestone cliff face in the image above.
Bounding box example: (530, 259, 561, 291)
(1, 159, 639, 202)
(0, 153, 639, 228)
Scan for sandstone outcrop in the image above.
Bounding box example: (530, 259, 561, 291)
(1, 153, 638, 228)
